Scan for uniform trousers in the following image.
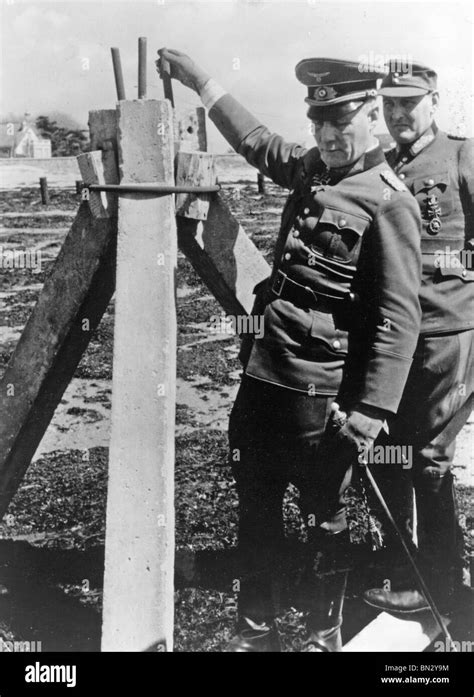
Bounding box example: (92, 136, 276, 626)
(374, 328, 473, 593)
(229, 374, 352, 625)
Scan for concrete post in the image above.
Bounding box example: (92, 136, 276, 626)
(101, 99, 176, 652)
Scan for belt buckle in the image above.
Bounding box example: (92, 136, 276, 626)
(272, 269, 287, 297)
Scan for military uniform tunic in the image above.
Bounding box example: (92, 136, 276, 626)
(210, 93, 422, 415)
(386, 126, 474, 333)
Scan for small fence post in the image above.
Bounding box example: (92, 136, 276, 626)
(39, 177, 49, 205)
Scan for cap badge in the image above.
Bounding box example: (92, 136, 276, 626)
(307, 71, 331, 83)
(315, 85, 337, 101)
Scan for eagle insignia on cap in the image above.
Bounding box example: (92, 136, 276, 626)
(307, 71, 331, 83)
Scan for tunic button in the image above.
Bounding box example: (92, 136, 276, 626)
(462, 269, 467, 277)
(332, 340, 342, 350)
(338, 218, 347, 226)
(292, 229, 300, 237)
(284, 253, 291, 260)
(304, 207, 310, 215)
(425, 178, 435, 186)
(399, 173, 406, 180)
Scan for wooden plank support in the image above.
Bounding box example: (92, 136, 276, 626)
(101, 99, 176, 653)
(176, 152, 270, 316)
(174, 106, 207, 154)
(343, 611, 450, 652)
(0, 110, 118, 519)
(77, 150, 110, 219)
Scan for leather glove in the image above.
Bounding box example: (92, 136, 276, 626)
(331, 403, 387, 465)
(156, 48, 211, 94)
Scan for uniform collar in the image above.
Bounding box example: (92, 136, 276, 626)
(323, 142, 386, 182)
(395, 123, 438, 159)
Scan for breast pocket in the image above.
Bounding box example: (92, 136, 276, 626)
(412, 170, 454, 222)
(306, 207, 369, 263)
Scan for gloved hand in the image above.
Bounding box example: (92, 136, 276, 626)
(156, 48, 211, 94)
(330, 403, 387, 465)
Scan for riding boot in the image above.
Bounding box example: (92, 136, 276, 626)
(303, 571, 348, 652)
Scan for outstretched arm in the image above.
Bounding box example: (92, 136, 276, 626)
(157, 48, 309, 189)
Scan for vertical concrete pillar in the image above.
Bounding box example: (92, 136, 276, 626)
(101, 100, 176, 652)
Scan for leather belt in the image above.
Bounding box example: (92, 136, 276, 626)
(270, 270, 355, 312)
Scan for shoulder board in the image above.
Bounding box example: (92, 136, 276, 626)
(380, 169, 407, 192)
(447, 134, 467, 140)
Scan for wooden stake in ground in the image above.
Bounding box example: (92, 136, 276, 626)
(39, 177, 49, 205)
(101, 99, 176, 653)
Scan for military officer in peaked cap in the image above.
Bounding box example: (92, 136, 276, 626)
(157, 49, 422, 651)
(363, 62, 474, 615)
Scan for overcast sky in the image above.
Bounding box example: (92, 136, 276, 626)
(0, 0, 472, 151)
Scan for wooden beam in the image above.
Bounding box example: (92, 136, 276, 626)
(175, 151, 216, 220)
(176, 153, 270, 316)
(174, 106, 207, 153)
(0, 112, 118, 519)
(77, 150, 110, 219)
(101, 99, 176, 653)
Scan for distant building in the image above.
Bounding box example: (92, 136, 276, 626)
(0, 115, 51, 158)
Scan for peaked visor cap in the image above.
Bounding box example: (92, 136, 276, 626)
(295, 57, 386, 107)
(379, 61, 438, 97)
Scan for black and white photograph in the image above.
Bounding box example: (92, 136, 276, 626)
(0, 0, 472, 685)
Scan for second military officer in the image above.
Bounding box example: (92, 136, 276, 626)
(364, 62, 474, 615)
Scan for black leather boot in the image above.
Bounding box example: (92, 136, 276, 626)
(364, 582, 473, 615)
(225, 617, 281, 652)
(302, 624, 342, 652)
(303, 571, 347, 652)
(363, 588, 429, 613)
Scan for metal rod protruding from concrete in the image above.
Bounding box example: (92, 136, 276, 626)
(88, 183, 221, 194)
(160, 57, 174, 108)
(138, 37, 147, 99)
(111, 47, 126, 101)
